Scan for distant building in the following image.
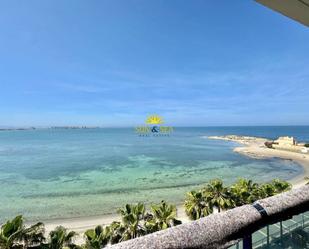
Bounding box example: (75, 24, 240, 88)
(274, 136, 297, 146)
(271, 136, 309, 153)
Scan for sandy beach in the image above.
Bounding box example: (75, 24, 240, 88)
(40, 134, 309, 244)
(42, 204, 190, 244)
(234, 144, 309, 188)
(208, 135, 309, 187)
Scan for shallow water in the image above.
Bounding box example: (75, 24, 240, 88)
(0, 126, 308, 221)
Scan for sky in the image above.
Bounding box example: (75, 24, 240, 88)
(0, 1, 308, 127)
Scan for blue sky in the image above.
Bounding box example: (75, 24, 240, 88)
(0, 1, 308, 127)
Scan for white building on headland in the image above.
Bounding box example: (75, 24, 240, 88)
(272, 136, 308, 154)
(274, 136, 297, 146)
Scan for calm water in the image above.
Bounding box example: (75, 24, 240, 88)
(0, 126, 308, 221)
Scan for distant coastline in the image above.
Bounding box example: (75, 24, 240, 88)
(0, 127, 36, 131)
(0, 126, 101, 131)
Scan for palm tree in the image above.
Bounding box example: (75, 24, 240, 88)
(106, 222, 124, 245)
(203, 179, 235, 212)
(0, 215, 24, 249)
(48, 226, 77, 249)
(84, 225, 110, 249)
(0, 215, 45, 249)
(260, 179, 291, 198)
(184, 190, 213, 220)
(270, 179, 291, 194)
(117, 203, 146, 241)
(260, 183, 276, 198)
(22, 222, 45, 248)
(145, 201, 181, 232)
(230, 178, 261, 205)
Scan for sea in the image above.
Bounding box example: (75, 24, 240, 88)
(0, 126, 308, 221)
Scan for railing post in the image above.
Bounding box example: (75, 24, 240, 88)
(302, 213, 305, 228)
(266, 225, 270, 246)
(280, 221, 283, 245)
(243, 234, 253, 249)
(236, 242, 239, 249)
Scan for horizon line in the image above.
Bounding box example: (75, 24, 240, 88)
(1, 124, 309, 129)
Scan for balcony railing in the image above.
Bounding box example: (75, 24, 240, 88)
(229, 211, 309, 248)
(107, 185, 309, 249)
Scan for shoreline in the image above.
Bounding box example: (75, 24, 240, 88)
(208, 135, 309, 187)
(33, 135, 309, 243)
(234, 145, 309, 188)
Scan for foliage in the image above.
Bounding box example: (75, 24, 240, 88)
(22, 222, 45, 248)
(145, 201, 181, 232)
(116, 203, 146, 242)
(184, 190, 213, 220)
(114, 201, 181, 242)
(0, 215, 45, 249)
(84, 225, 110, 249)
(105, 222, 124, 245)
(184, 178, 291, 219)
(269, 179, 292, 194)
(259, 179, 291, 198)
(230, 178, 260, 205)
(1, 178, 294, 248)
(203, 179, 235, 212)
(48, 226, 77, 249)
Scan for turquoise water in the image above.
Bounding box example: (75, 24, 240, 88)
(0, 126, 308, 221)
